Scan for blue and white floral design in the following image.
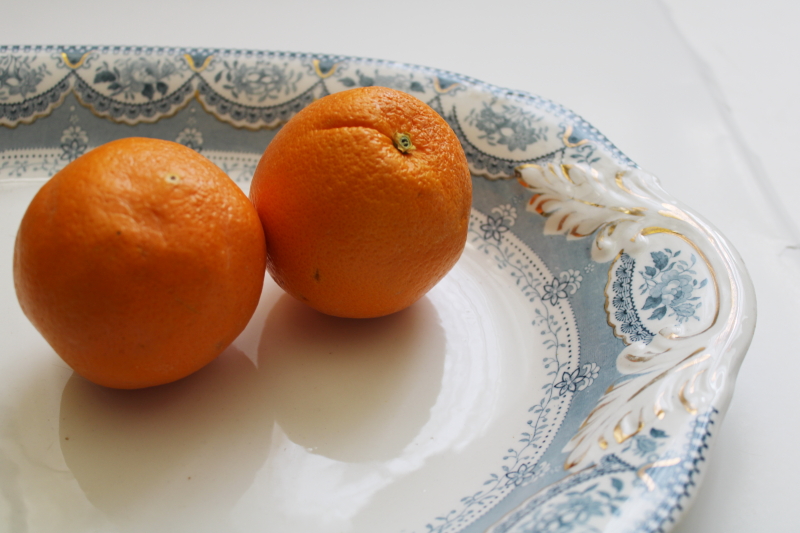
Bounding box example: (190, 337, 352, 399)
(542, 269, 583, 305)
(505, 461, 551, 488)
(0, 55, 50, 100)
(93, 57, 182, 100)
(491, 412, 716, 533)
(621, 427, 670, 460)
(480, 204, 517, 243)
(554, 362, 599, 396)
(210, 154, 260, 183)
(610, 254, 656, 345)
(176, 127, 203, 151)
(214, 60, 301, 102)
(466, 100, 548, 152)
(526, 478, 628, 533)
(59, 125, 88, 161)
(423, 209, 588, 533)
(339, 68, 427, 94)
(0, 152, 63, 177)
(606, 247, 711, 348)
(639, 249, 706, 323)
(569, 142, 602, 167)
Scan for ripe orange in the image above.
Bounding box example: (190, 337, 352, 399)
(13, 137, 267, 389)
(250, 86, 472, 318)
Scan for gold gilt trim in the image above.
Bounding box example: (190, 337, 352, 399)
(569, 226, 595, 238)
(560, 163, 575, 183)
(627, 347, 706, 404)
(0, 74, 73, 129)
(625, 354, 654, 363)
(658, 209, 689, 222)
(624, 348, 671, 364)
(579, 400, 613, 431)
(638, 457, 682, 491)
(678, 381, 698, 415)
(594, 220, 621, 253)
(604, 250, 625, 340)
(312, 59, 338, 79)
(563, 449, 590, 471)
(577, 198, 647, 217)
(194, 91, 279, 131)
(615, 171, 635, 195)
(433, 77, 460, 94)
(679, 368, 707, 414)
(527, 193, 556, 215)
(518, 164, 647, 216)
(184, 54, 214, 73)
(61, 51, 92, 70)
(613, 413, 644, 444)
(73, 87, 198, 126)
(556, 213, 571, 232)
(562, 125, 588, 148)
(658, 203, 698, 224)
(515, 162, 542, 177)
(677, 352, 711, 371)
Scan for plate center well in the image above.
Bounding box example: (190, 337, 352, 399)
(2, 180, 577, 533)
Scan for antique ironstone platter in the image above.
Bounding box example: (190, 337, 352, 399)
(0, 46, 756, 533)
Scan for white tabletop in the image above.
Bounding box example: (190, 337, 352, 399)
(4, 1, 797, 531)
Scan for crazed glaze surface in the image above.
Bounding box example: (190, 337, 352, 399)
(0, 46, 755, 533)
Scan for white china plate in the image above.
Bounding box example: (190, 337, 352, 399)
(0, 46, 756, 533)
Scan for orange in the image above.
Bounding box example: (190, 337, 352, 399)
(13, 137, 267, 389)
(250, 86, 472, 318)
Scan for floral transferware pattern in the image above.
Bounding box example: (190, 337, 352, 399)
(491, 410, 717, 533)
(465, 99, 548, 153)
(420, 210, 582, 533)
(639, 250, 707, 324)
(92, 57, 183, 101)
(0, 54, 51, 100)
(0, 46, 755, 533)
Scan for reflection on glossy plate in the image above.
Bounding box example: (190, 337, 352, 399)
(0, 46, 755, 533)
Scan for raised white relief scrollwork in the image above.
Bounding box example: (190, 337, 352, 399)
(516, 163, 747, 470)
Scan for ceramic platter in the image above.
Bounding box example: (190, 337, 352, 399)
(0, 46, 756, 533)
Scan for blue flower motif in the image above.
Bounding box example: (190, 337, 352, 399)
(672, 302, 698, 319)
(639, 248, 706, 324)
(466, 101, 547, 152)
(549, 494, 605, 528)
(633, 435, 657, 456)
(480, 214, 510, 242)
(505, 462, 538, 487)
(60, 138, 86, 161)
(554, 368, 584, 395)
(651, 270, 694, 304)
(176, 127, 204, 152)
(579, 363, 599, 389)
(542, 277, 569, 305)
(93, 57, 179, 100)
(612, 277, 626, 292)
(215, 60, 300, 102)
(622, 427, 669, 458)
(0, 55, 50, 99)
(59, 126, 88, 162)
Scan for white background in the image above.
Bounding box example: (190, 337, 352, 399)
(4, 1, 799, 531)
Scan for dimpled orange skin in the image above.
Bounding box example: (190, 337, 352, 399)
(13, 138, 267, 389)
(250, 86, 472, 318)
